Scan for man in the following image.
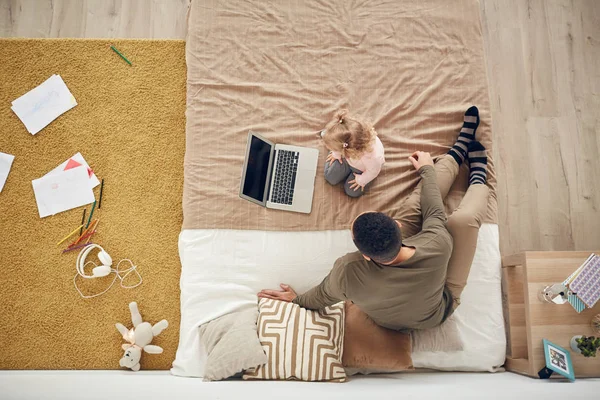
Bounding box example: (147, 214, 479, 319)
(258, 107, 489, 331)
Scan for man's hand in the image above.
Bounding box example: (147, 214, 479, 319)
(408, 151, 434, 170)
(258, 284, 298, 302)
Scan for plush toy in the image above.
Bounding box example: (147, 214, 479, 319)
(115, 301, 168, 371)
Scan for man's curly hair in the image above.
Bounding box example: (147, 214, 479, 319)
(351, 212, 402, 263)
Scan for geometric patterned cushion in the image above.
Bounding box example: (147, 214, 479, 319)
(243, 299, 346, 382)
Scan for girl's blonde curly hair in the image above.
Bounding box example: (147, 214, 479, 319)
(321, 109, 376, 159)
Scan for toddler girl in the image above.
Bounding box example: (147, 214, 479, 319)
(320, 109, 385, 197)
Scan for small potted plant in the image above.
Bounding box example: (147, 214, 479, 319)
(570, 335, 600, 357)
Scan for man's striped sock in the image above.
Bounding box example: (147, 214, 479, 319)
(448, 106, 479, 166)
(468, 141, 487, 185)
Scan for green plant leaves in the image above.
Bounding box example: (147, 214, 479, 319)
(576, 336, 600, 357)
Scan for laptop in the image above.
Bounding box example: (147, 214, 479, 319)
(239, 131, 319, 214)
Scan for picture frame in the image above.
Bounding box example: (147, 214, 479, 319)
(541, 339, 575, 381)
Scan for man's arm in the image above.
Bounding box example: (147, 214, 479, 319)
(293, 260, 348, 310)
(418, 165, 447, 229)
(257, 258, 349, 309)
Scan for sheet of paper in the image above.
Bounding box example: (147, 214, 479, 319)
(563, 253, 594, 285)
(0, 152, 15, 192)
(570, 255, 600, 308)
(32, 166, 95, 218)
(45, 152, 100, 189)
(11, 74, 77, 135)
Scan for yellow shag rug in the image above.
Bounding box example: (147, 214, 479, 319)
(0, 39, 185, 370)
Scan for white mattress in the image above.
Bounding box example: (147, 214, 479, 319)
(172, 224, 506, 378)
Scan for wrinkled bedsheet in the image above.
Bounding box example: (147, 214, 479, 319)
(183, 0, 497, 231)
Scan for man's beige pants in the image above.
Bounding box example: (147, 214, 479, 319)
(397, 155, 489, 309)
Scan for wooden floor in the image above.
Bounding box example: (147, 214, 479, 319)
(481, 0, 600, 255)
(0, 0, 190, 38)
(1, 0, 599, 256)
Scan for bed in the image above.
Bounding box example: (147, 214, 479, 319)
(173, 0, 505, 378)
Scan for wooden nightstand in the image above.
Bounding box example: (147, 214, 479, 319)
(502, 252, 600, 378)
(502, 251, 600, 378)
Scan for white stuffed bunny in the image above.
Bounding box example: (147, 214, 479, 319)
(115, 302, 168, 371)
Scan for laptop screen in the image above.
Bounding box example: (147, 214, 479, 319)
(242, 135, 272, 203)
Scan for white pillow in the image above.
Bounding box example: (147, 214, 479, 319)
(172, 229, 358, 378)
(199, 308, 267, 381)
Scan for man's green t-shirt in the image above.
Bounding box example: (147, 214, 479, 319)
(293, 165, 454, 331)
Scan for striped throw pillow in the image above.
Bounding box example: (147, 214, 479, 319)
(243, 298, 346, 382)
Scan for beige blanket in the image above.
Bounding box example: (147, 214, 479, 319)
(183, 0, 497, 231)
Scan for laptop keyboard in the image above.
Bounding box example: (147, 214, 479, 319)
(271, 150, 299, 205)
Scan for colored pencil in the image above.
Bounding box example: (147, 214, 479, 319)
(85, 230, 97, 244)
(98, 179, 105, 209)
(86, 200, 97, 229)
(79, 230, 97, 244)
(63, 242, 94, 254)
(76, 220, 97, 245)
(110, 45, 132, 66)
(70, 218, 98, 247)
(85, 219, 100, 243)
(70, 230, 96, 245)
(57, 224, 84, 246)
(80, 209, 87, 235)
